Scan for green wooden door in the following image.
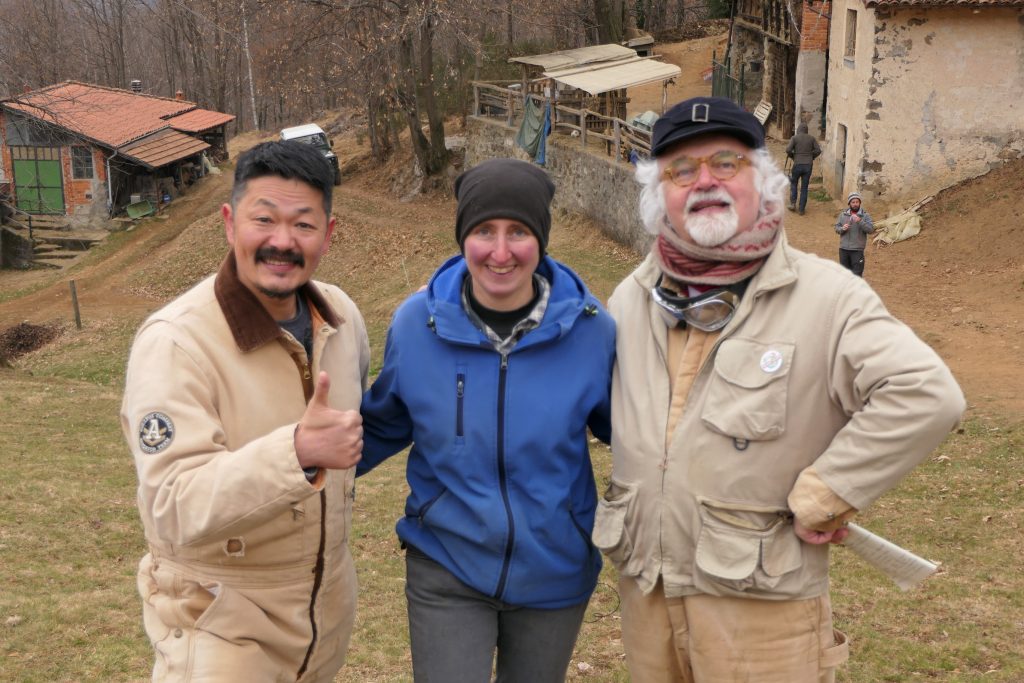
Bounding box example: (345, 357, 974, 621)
(12, 146, 65, 214)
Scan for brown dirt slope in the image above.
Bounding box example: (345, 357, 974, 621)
(778, 156, 1024, 421)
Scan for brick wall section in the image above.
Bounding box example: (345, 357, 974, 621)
(62, 146, 107, 215)
(800, 1, 831, 51)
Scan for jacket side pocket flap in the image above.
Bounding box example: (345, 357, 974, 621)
(592, 481, 634, 551)
(592, 499, 627, 550)
(761, 527, 803, 577)
(695, 524, 760, 581)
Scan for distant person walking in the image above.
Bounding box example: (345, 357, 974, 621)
(835, 191, 875, 276)
(786, 123, 821, 215)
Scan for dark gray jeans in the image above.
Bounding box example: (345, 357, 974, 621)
(839, 248, 865, 277)
(404, 545, 588, 682)
(789, 163, 813, 213)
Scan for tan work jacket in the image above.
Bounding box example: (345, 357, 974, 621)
(594, 234, 964, 601)
(121, 253, 369, 682)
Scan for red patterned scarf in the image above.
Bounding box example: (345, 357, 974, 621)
(654, 202, 783, 286)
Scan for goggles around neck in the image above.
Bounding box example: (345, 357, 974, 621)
(651, 276, 739, 332)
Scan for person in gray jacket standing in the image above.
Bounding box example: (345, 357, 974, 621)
(835, 191, 874, 276)
(785, 123, 821, 215)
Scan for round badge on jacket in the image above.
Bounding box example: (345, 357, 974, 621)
(138, 412, 175, 454)
(760, 349, 784, 374)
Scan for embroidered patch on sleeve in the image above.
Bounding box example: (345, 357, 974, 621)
(139, 412, 175, 454)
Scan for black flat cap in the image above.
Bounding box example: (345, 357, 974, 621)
(651, 97, 765, 156)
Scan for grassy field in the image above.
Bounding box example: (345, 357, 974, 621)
(2, 173, 1022, 682)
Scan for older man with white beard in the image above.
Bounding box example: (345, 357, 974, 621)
(592, 97, 965, 683)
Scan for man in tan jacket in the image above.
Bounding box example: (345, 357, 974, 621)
(593, 97, 965, 682)
(121, 141, 369, 682)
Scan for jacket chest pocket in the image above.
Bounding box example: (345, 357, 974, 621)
(700, 339, 794, 441)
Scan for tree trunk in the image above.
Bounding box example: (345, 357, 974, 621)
(240, 0, 259, 129)
(416, 6, 448, 175)
(398, 34, 431, 175)
(593, 0, 625, 44)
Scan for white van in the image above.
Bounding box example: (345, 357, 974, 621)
(279, 123, 341, 186)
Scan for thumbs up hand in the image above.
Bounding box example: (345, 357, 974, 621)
(295, 372, 363, 470)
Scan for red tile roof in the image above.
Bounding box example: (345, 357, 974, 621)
(119, 128, 211, 170)
(168, 108, 236, 133)
(3, 81, 191, 147)
(866, 0, 1023, 5)
(1, 81, 234, 153)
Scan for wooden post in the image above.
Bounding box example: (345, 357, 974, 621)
(614, 120, 621, 161)
(473, 83, 480, 117)
(580, 111, 587, 148)
(69, 280, 82, 330)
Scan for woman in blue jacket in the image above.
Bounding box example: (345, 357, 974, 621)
(359, 158, 616, 682)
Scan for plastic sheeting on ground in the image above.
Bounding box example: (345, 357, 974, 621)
(872, 209, 922, 245)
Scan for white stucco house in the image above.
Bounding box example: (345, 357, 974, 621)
(822, 0, 1024, 209)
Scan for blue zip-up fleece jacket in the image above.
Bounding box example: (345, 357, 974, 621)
(358, 254, 616, 609)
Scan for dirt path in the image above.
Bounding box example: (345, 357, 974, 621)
(766, 139, 1024, 420)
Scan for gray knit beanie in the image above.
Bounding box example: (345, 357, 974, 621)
(455, 159, 555, 252)
(847, 191, 862, 205)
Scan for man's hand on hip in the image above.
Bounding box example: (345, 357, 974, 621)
(794, 518, 850, 545)
(295, 371, 363, 470)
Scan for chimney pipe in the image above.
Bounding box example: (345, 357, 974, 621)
(130, 79, 142, 93)
(175, 90, 185, 101)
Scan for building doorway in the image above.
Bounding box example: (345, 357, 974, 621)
(12, 146, 64, 215)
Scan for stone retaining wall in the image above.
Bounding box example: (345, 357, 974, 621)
(465, 116, 652, 254)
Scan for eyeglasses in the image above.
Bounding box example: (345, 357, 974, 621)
(662, 150, 751, 187)
(651, 280, 739, 332)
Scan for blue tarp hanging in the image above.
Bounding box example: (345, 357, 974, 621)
(536, 102, 551, 166)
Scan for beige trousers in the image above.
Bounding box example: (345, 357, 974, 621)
(619, 576, 848, 683)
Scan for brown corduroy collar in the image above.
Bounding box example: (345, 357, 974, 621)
(213, 251, 343, 353)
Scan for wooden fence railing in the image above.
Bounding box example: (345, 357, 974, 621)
(471, 81, 653, 162)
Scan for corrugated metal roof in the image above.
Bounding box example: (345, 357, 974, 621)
(167, 108, 235, 133)
(545, 58, 681, 96)
(866, 0, 1023, 5)
(509, 44, 638, 71)
(119, 128, 210, 169)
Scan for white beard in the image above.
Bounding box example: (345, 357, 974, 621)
(683, 191, 740, 246)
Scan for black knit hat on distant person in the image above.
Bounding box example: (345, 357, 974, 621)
(454, 158, 555, 252)
(652, 96, 766, 156)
